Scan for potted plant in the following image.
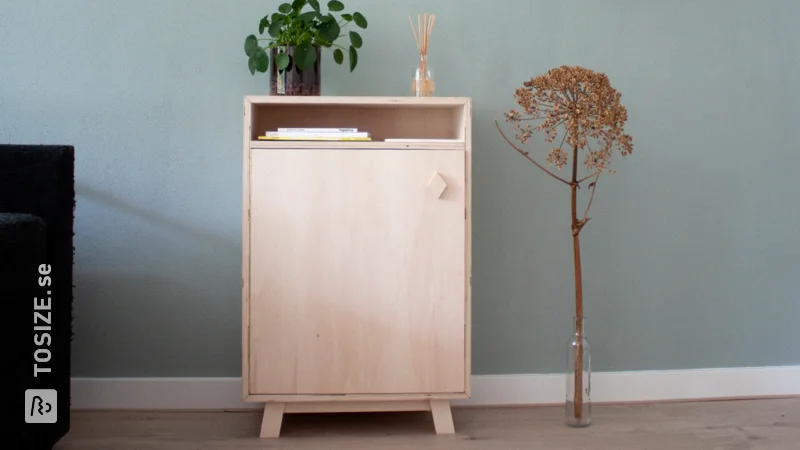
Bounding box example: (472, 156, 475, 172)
(496, 66, 634, 427)
(243, 0, 367, 96)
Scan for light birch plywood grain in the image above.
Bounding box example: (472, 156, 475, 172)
(250, 140, 465, 150)
(461, 100, 472, 397)
(241, 97, 252, 400)
(430, 400, 455, 435)
(247, 148, 466, 396)
(258, 403, 284, 438)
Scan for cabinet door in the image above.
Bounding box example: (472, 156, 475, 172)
(248, 149, 466, 395)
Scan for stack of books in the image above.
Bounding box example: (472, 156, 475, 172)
(258, 128, 372, 141)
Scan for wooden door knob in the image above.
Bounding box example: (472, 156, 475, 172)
(427, 172, 447, 198)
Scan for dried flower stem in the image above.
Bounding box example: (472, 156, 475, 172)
(577, 171, 600, 184)
(495, 120, 570, 186)
(582, 172, 600, 223)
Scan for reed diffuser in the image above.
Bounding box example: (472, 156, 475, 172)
(409, 13, 436, 97)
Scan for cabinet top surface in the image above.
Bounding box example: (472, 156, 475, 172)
(244, 95, 471, 107)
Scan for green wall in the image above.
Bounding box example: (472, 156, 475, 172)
(2, 0, 798, 377)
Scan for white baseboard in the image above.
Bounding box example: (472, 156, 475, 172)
(70, 365, 800, 410)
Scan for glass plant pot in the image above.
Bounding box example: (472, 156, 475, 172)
(565, 316, 591, 427)
(270, 46, 321, 96)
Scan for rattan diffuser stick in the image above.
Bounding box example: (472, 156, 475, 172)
(410, 13, 436, 96)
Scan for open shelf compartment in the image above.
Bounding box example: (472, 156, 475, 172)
(244, 96, 470, 148)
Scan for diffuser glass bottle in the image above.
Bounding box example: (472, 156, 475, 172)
(412, 54, 435, 97)
(409, 13, 436, 97)
(565, 316, 591, 427)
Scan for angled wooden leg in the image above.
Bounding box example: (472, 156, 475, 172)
(260, 402, 285, 438)
(430, 400, 455, 435)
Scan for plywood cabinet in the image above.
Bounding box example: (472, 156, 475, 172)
(242, 96, 472, 437)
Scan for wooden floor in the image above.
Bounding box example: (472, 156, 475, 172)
(55, 398, 800, 449)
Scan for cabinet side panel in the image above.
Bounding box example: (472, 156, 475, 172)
(242, 98, 252, 399)
(464, 99, 473, 397)
(248, 149, 466, 395)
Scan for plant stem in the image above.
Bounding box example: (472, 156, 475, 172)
(582, 172, 600, 222)
(495, 120, 570, 186)
(570, 143, 585, 422)
(557, 127, 568, 152)
(577, 171, 599, 184)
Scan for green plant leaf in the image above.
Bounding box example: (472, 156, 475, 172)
(341, 13, 352, 21)
(268, 19, 283, 38)
(349, 45, 358, 72)
(333, 48, 344, 64)
(349, 31, 362, 49)
(308, 0, 320, 12)
(249, 47, 269, 75)
(278, 3, 293, 13)
(244, 35, 259, 56)
(271, 13, 283, 22)
(259, 16, 270, 34)
(327, 1, 344, 11)
(353, 12, 367, 28)
(255, 47, 269, 72)
(319, 18, 340, 42)
(294, 42, 317, 70)
(275, 52, 291, 71)
(292, 0, 306, 10)
(299, 11, 317, 22)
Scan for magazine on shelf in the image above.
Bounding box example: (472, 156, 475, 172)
(277, 127, 358, 133)
(258, 136, 372, 141)
(258, 127, 372, 141)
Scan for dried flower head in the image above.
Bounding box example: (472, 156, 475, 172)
(546, 147, 569, 169)
(504, 65, 633, 173)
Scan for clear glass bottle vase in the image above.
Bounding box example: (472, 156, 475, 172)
(412, 54, 435, 97)
(565, 316, 591, 427)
